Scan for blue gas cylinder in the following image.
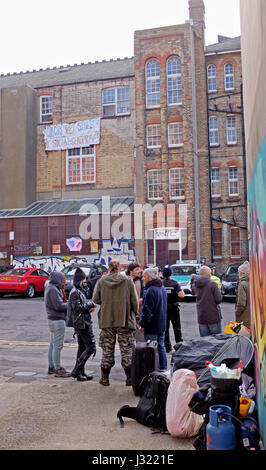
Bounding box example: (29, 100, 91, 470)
(206, 405, 236, 450)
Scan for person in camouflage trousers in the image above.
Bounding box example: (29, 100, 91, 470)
(99, 327, 135, 371)
(92, 259, 139, 386)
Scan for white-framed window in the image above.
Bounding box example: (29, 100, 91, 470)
(66, 146, 96, 185)
(230, 227, 241, 257)
(228, 166, 238, 196)
(147, 169, 162, 200)
(213, 227, 222, 258)
(226, 116, 237, 144)
(168, 122, 183, 147)
(209, 116, 219, 146)
(211, 167, 221, 197)
(102, 87, 130, 116)
(224, 63, 234, 90)
(169, 167, 185, 199)
(167, 56, 182, 105)
(40, 96, 53, 123)
(145, 59, 160, 108)
(207, 65, 217, 93)
(146, 124, 161, 148)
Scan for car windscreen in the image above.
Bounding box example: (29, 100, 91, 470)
(65, 267, 91, 277)
(171, 266, 197, 275)
(4, 269, 29, 275)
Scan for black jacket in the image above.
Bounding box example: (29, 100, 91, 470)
(67, 283, 94, 331)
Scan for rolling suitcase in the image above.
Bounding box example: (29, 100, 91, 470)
(131, 340, 158, 396)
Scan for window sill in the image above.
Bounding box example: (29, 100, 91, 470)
(146, 106, 160, 110)
(227, 142, 237, 146)
(168, 144, 183, 148)
(210, 144, 220, 148)
(167, 103, 182, 107)
(101, 113, 131, 119)
(227, 196, 240, 202)
(66, 181, 96, 186)
(169, 197, 186, 201)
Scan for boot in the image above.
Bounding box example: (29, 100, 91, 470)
(80, 365, 93, 381)
(124, 367, 132, 386)
(99, 367, 111, 386)
(71, 362, 87, 381)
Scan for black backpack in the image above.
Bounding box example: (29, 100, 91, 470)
(117, 372, 170, 432)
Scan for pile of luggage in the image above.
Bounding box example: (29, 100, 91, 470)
(117, 324, 260, 451)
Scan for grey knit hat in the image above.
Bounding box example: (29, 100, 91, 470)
(144, 267, 159, 279)
(238, 261, 250, 274)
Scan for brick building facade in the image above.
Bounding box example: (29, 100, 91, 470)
(0, 0, 248, 271)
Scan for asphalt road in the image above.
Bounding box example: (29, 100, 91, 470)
(0, 294, 236, 380)
(0, 294, 237, 452)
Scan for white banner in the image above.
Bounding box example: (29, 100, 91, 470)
(154, 228, 180, 240)
(43, 117, 100, 151)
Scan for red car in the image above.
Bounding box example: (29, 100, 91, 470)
(0, 267, 49, 298)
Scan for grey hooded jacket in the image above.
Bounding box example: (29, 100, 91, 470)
(44, 271, 67, 321)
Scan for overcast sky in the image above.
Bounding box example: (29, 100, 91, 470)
(1, 0, 240, 75)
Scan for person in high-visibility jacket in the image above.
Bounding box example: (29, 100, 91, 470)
(208, 264, 222, 290)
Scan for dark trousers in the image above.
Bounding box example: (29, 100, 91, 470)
(164, 303, 183, 351)
(76, 328, 95, 369)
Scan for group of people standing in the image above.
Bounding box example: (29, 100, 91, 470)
(44, 257, 251, 385)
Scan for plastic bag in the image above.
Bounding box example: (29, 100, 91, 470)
(165, 369, 204, 438)
(205, 360, 243, 379)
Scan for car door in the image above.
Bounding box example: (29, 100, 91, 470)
(29, 270, 41, 291)
(37, 269, 50, 291)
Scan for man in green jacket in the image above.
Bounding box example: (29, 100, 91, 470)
(235, 261, 251, 329)
(92, 259, 139, 386)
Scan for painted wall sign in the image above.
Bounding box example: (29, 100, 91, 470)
(43, 117, 100, 151)
(90, 241, 98, 253)
(52, 244, 61, 254)
(66, 236, 82, 252)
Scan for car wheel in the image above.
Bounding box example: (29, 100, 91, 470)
(25, 284, 35, 298)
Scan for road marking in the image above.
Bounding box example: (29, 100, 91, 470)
(0, 339, 77, 348)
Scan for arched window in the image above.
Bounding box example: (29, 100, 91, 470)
(167, 56, 182, 105)
(145, 59, 160, 108)
(224, 63, 234, 90)
(207, 64, 217, 92)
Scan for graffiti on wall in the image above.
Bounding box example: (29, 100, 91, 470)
(247, 135, 266, 444)
(12, 239, 136, 272)
(13, 255, 95, 272)
(93, 239, 136, 266)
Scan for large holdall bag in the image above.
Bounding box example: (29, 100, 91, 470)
(131, 340, 158, 396)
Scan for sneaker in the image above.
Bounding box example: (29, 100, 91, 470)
(54, 367, 71, 377)
(48, 366, 55, 375)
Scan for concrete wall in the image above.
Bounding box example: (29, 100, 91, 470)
(240, 0, 266, 447)
(0, 85, 37, 209)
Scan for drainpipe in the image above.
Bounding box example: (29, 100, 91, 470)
(205, 61, 214, 262)
(190, 24, 201, 263)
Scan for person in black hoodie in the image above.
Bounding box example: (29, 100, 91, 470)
(45, 271, 71, 377)
(194, 265, 222, 337)
(162, 265, 185, 352)
(67, 267, 97, 381)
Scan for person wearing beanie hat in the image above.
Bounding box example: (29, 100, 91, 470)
(67, 267, 97, 381)
(73, 266, 87, 285)
(235, 261, 251, 329)
(162, 265, 185, 352)
(138, 267, 168, 371)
